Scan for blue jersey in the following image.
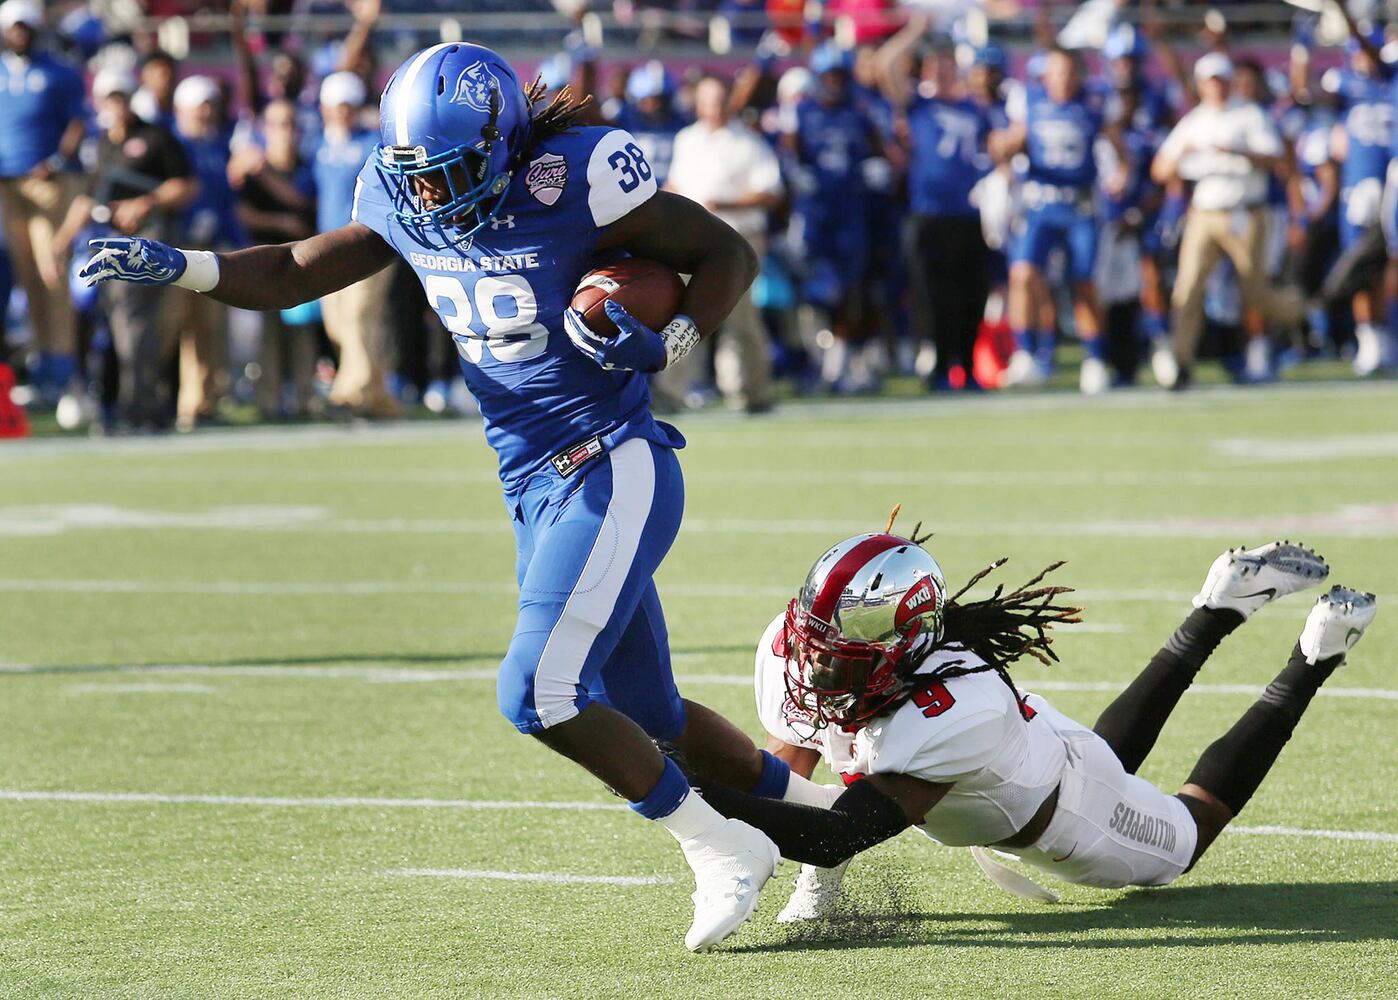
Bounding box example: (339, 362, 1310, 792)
(786, 96, 875, 215)
(904, 95, 988, 218)
(1101, 122, 1157, 224)
(351, 126, 683, 488)
(1333, 68, 1394, 188)
(1017, 88, 1103, 190)
(177, 129, 243, 249)
(611, 105, 686, 187)
(0, 51, 85, 177)
(314, 127, 378, 233)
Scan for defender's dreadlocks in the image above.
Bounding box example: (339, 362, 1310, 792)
(896, 515, 1083, 717)
(522, 78, 593, 156)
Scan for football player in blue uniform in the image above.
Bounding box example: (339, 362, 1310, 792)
(783, 42, 883, 390)
(877, 21, 991, 390)
(992, 46, 1129, 393)
(1327, 22, 1394, 375)
(79, 42, 813, 952)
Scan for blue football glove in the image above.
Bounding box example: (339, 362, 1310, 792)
(79, 236, 187, 287)
(564, 299, 670, 373)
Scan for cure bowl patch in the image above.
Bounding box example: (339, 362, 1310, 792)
(526, 153, 568, 206)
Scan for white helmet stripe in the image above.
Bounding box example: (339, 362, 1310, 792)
(394, 43, 455, 147)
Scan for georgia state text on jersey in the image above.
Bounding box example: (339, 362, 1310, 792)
(352, 123, 684, 487)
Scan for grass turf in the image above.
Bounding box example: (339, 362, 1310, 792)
(2, 380, 1396, 999)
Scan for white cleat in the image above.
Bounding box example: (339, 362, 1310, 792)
(1192, 541, 1329, 619)
(1353, 325, 1385, 377)
(1299, 586, 1377, 664)
(1002, 349, 1046, 388)
(1079, 356, 1110, 395)
(1151, 341, 1180, 388)
(681, 818, 779, 952)
(775, 859, 849, 923)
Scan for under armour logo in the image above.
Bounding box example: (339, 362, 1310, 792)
(724, 877, 753, 902)
(490, 214, 516, 230)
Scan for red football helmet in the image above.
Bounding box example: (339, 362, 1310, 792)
(783, 533, 948, 729)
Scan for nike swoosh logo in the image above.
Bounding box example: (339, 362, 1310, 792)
(1051, 844, 1077, 863)
(1345, 627, 1363, 648)
(1235, 588, 1277, 601)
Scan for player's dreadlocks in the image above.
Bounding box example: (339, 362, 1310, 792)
(523, 77, 593, 155)
(896, 514, 1083, 718)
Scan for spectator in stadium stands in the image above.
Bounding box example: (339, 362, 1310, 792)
(612, 60, 688, 187)
(1152, 53, 1305, 391)
(783, 42, 883, 392)
(877, 19, 991, 391)
(663, 73, 784, 413)
(229, 0, 320, 159)
(169, 75, 240, 431)
(314, 70, 398, 419)
(54, 66, 196, 431)
(0, 0, 86, 409)
(229, 98, 319, 421)
(133, 50, 178, 130)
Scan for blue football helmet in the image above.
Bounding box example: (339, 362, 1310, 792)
(375, 42, 531, 246)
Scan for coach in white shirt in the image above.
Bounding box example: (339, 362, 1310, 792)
(1151, 53, 1304, 386)
(662, 74, 784, 412)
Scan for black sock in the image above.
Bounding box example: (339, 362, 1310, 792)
(1185, 644, 1343, 816)
(1093, 606, 1243, 774)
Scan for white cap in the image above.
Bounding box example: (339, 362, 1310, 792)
(776, 66, 812, 104)
(1194, 52, 1234, 83)
(0, 0, 42, 31)
(93, 66, 138, 101)
(319, 71, 366, 109)
(173, 75, 221, 110)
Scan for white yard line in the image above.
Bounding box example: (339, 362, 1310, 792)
(67, 682, 220, 695)
(7, 504, 1398, 538)
(0, 788, 1392, 845)
(9, 662, 1396, 702)
(384, 868, 673, 885)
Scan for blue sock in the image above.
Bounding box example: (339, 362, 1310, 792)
(1033, 330, 1056, 370)
(48, 353, 76, 390)
(751, 750, 792, 799)
(1388, 301, 1398, 342)
(628, 756, 691, 820)
(1012, 328, 1032, 354)
(1081, 336, 1105, 362)
(30, 352, 50, 391)
(1142, 310, 1167, 341)
(1308, 307, 1330, 348)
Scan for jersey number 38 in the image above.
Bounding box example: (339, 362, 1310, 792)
(425, 273, 549, 364)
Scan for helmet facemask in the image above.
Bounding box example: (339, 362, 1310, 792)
(377, 87, 512, 249)
(782, 599, 920, 729)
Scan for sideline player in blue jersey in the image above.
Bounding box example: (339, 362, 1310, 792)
(992, 46, 1129, 394)
(1328, 21, 1394, 375)
(876, 19, 990, 390)
(0, 0, 87, 407)
(78, 42, 832, 952)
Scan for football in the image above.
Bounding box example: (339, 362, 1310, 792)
(571, 258, 685, 337)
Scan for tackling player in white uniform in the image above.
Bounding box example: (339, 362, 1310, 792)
(678, 528, 1376, 930)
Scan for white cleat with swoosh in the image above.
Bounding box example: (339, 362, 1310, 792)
(1299, 586, 1377, 665)
(1192, 541, 1329, 620)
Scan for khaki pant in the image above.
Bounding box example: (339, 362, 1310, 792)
(0, 173, 80, 357)
(653, 233, 773, 411)
(320, 265, 398, 416)
(1170, 206, 1304, 366)
(256, 309, 318, 419)
(166, 287, 227, 426)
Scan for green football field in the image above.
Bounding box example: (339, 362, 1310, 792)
(3, 381, 1396, 999)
